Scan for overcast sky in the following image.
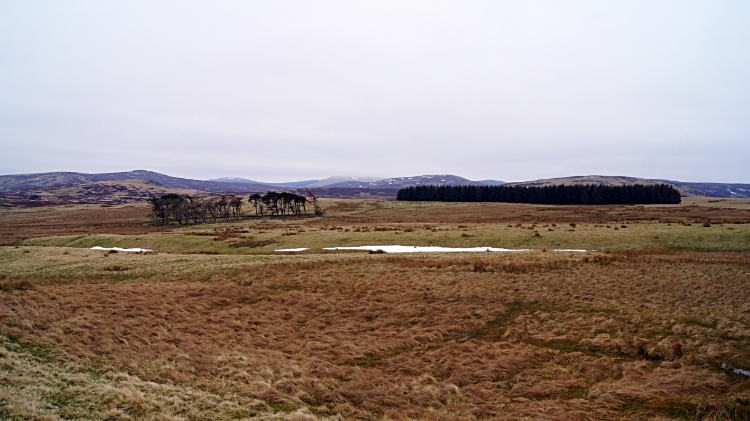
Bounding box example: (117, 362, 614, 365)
(1, 1, 749, 183)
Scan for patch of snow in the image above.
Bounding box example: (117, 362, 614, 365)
(90, 246, 153, 252)
(554, 249, 590, 252)
(322, 245, 530, 253)
(275, 248, 309, 252)
(723, 363, 750, 377)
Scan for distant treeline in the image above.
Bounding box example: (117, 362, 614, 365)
(397, 184, 681, 205)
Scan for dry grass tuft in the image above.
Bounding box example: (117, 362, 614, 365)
(103, 265, 129, 271)
(0, 278, 33, 292)
(1, 250, 748, 419)
(0, 335, 340, 420)
(229, 239, 278, 249)
(215, 227, 239, 241)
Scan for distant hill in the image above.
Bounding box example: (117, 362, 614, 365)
(477, 180, 507, 186)
(207, 177, 325, 187)
(210, 173, 501, 190)
(270, 180, 326, 187)
(207, 176, 384, 188)
(327, 174, 485, 188)
(0, 170, 276, 193)
(0, 180, 212, 207)
(0, 180, 405, 207)
(505, 175, 665, 188)
(659, 180, 750, 199)
(0, 171, 402, 206)
(2, 171, 747, 206)
(207, 177, 266, 184)
(208, 174, 506, 188)
(302, 176, 383, 187)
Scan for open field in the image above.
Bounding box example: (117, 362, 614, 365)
(9, 197, 750, 254)
(0, 202, 170, 247)
(1, 198, 750, 420)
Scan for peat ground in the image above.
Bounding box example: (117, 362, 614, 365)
(0, 198, 749, 420)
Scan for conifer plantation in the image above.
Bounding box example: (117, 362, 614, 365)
(397, 183, 682, 205)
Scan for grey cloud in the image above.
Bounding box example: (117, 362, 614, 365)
(1, 1, 748, 182)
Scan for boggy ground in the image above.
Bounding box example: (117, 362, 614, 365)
(1, 198, 750, 420)
(13, 197, 750, 254)
(0, 202, 169, 246)
(1, 250, 749, 420)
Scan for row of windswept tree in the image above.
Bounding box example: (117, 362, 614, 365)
(248, 191, 308, 216)
(148, 194, 244, 225)
(148, 191, 321, 225)
(397, 184, 682, 205)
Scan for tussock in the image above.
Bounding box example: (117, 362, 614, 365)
(588, 364, 728, 407)
(229, 239, 278, 248)
(0, 278, 34, 291)
(1, 251, 748, 419)
(0, 335, 339, 420)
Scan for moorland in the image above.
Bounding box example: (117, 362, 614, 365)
(2, 171, 750, 208)
(1, 197, 750, 420)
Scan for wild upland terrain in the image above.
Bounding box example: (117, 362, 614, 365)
(0, 179, 399, 207)
(1, 198, 749, 420)
(2, 171, 749, 205)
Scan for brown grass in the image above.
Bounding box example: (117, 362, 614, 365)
(0, 203, 168, 246)
(330, 199, 750, 226)
(1, 250, 748, 419)
(0, 278, 33, 292)
(2, 199, 750, 418)
(228, 239, 278, 248)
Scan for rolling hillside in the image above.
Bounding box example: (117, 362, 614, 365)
(505, 175, 750, 198)
(0, 170, 276, 193)
(327, 174, 486, 188)
(659, 180, 750, 199)
(207, 176, 384, 188)
(1, 171, 748, 206)
(505, 175, 665, 187)
(0, 180, 212, 207)
(0, 179, 400, 207)
(207, 177, 325, 187)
